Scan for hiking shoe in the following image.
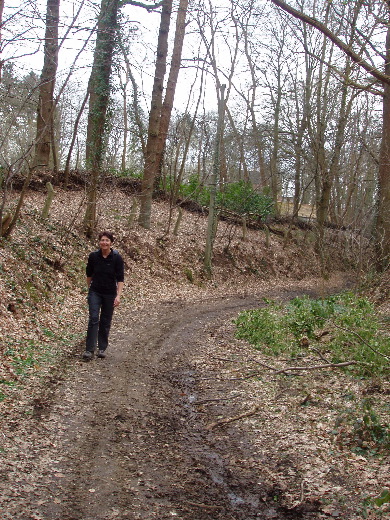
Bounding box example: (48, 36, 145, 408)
(97, 350, 106, 358)
(82, 350, 93, 361)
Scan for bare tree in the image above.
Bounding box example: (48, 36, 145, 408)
(33, 0, 60, 170)
(138, 0, 193, 228)
(0, 0, 4, 81)
(204, 84, 226, 275)
(153, 0, 189, 189)
(270, 0, 390, 270)
(138, 0, 173, 229)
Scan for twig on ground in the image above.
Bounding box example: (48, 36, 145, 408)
(247, 357, 287, 373)
(184, 501, 223, 510)
(211, 356, 241, 363)
(206, 404, 260, 430)
(194, 395, 240, 405)
(274, 360, 357, 374)
(310, 347, 331, 363)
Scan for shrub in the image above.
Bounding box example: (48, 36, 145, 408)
(216, 181, 274, 219)
(234, 292, 390, 376)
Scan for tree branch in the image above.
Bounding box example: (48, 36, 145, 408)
(269, 0, 390, 86)
(206, 405, 260, 430)
(331, 323, 390, 361)
(274, 360, 357, 374)
(119, 0, 163, 10)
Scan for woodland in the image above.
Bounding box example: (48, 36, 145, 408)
(0, 0, 390, 518)
(0, 0, 389, 272)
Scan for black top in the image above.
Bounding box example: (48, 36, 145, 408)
(86, 249, 125, 295)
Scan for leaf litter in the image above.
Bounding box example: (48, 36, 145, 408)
(0, 187, 388, 519)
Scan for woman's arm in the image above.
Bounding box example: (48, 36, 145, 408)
(114, 281, 124, 307)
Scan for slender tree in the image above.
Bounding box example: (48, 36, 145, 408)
(138, 0, 173, 229)
(154, 0, 189, 188)
(270, 0, 390, 270)
(33, 0, 60, 169)
(377, 15, 390, 271)
(204, 84, 226, 275)
(0, 0, 4, 81)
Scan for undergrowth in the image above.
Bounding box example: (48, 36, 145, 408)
(234, 292, 390, 377)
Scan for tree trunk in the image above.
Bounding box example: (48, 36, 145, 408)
(121, 72, 129, 172)
(376, 20, 390, 271)
(138, 0, 173, 229)
(33, 0, 60, 169)
(292, 23, 312, 219)
(0, 0, 4, 81)
(312, 2, 332, 256)
(84, 0, 119, 236)
(315, 2, 358, 256)
(204, 84, 226, 276)
(153, 0, 189, 188)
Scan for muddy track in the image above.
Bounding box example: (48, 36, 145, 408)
(1, 284, 346, 520)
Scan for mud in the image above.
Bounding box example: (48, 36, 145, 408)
(1, 285, 347, 520)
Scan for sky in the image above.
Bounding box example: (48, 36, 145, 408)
(1, 0, 226, 114)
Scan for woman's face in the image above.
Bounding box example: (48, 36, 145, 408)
(99, 235, 112, 252)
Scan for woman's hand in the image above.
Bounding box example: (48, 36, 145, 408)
(114, 296, 120, 307)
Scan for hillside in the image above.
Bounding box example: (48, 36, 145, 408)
(0, 187, 383, 404)
(0, 187, 389, 519)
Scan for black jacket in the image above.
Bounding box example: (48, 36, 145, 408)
(86, 249, 124, 295)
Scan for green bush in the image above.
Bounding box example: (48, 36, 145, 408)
(285, 295, 336, 339)
(176, 178, 274, 219)
(179, 174, 210, 206)
(234, 301, 286, 355)
(234, 292, 390, 376)
(216, 181, 274, 219)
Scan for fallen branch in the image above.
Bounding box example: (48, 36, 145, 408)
(248, 357, 287, 373)
(206, 405, 260, 430)
(184, 501, 223, 510)
(332, 323, 390, 361)
(310, 347, 331, 364)
(194, 395, 240, 405)
(274, 360, 357, 374)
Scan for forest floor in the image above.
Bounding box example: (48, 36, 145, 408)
(0, 186, 389, 519)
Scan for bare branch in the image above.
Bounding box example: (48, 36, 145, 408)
(269, 0, 390, 86)
(274, 361, 357, 374)
(331, 323, 390, 361)
(206, 405, 260, 430)
(119, 0, 163, 10)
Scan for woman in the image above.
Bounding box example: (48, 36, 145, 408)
(83, 231, 124, 360)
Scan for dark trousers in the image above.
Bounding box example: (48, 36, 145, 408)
(86, 290, 115, 352)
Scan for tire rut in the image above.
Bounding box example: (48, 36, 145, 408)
(1, 284, 349, 520)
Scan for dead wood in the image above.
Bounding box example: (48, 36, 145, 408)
(184, 501, 223, 510)
(206, 405, 260, 430)
(274, 360, 357, 374)
(194, 395, 240, 405)
(332, 322, 390, 361)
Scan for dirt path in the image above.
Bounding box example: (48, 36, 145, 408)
(1, 281, 364, 520)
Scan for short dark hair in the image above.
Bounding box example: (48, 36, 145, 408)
(98, 231, 114, 243)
